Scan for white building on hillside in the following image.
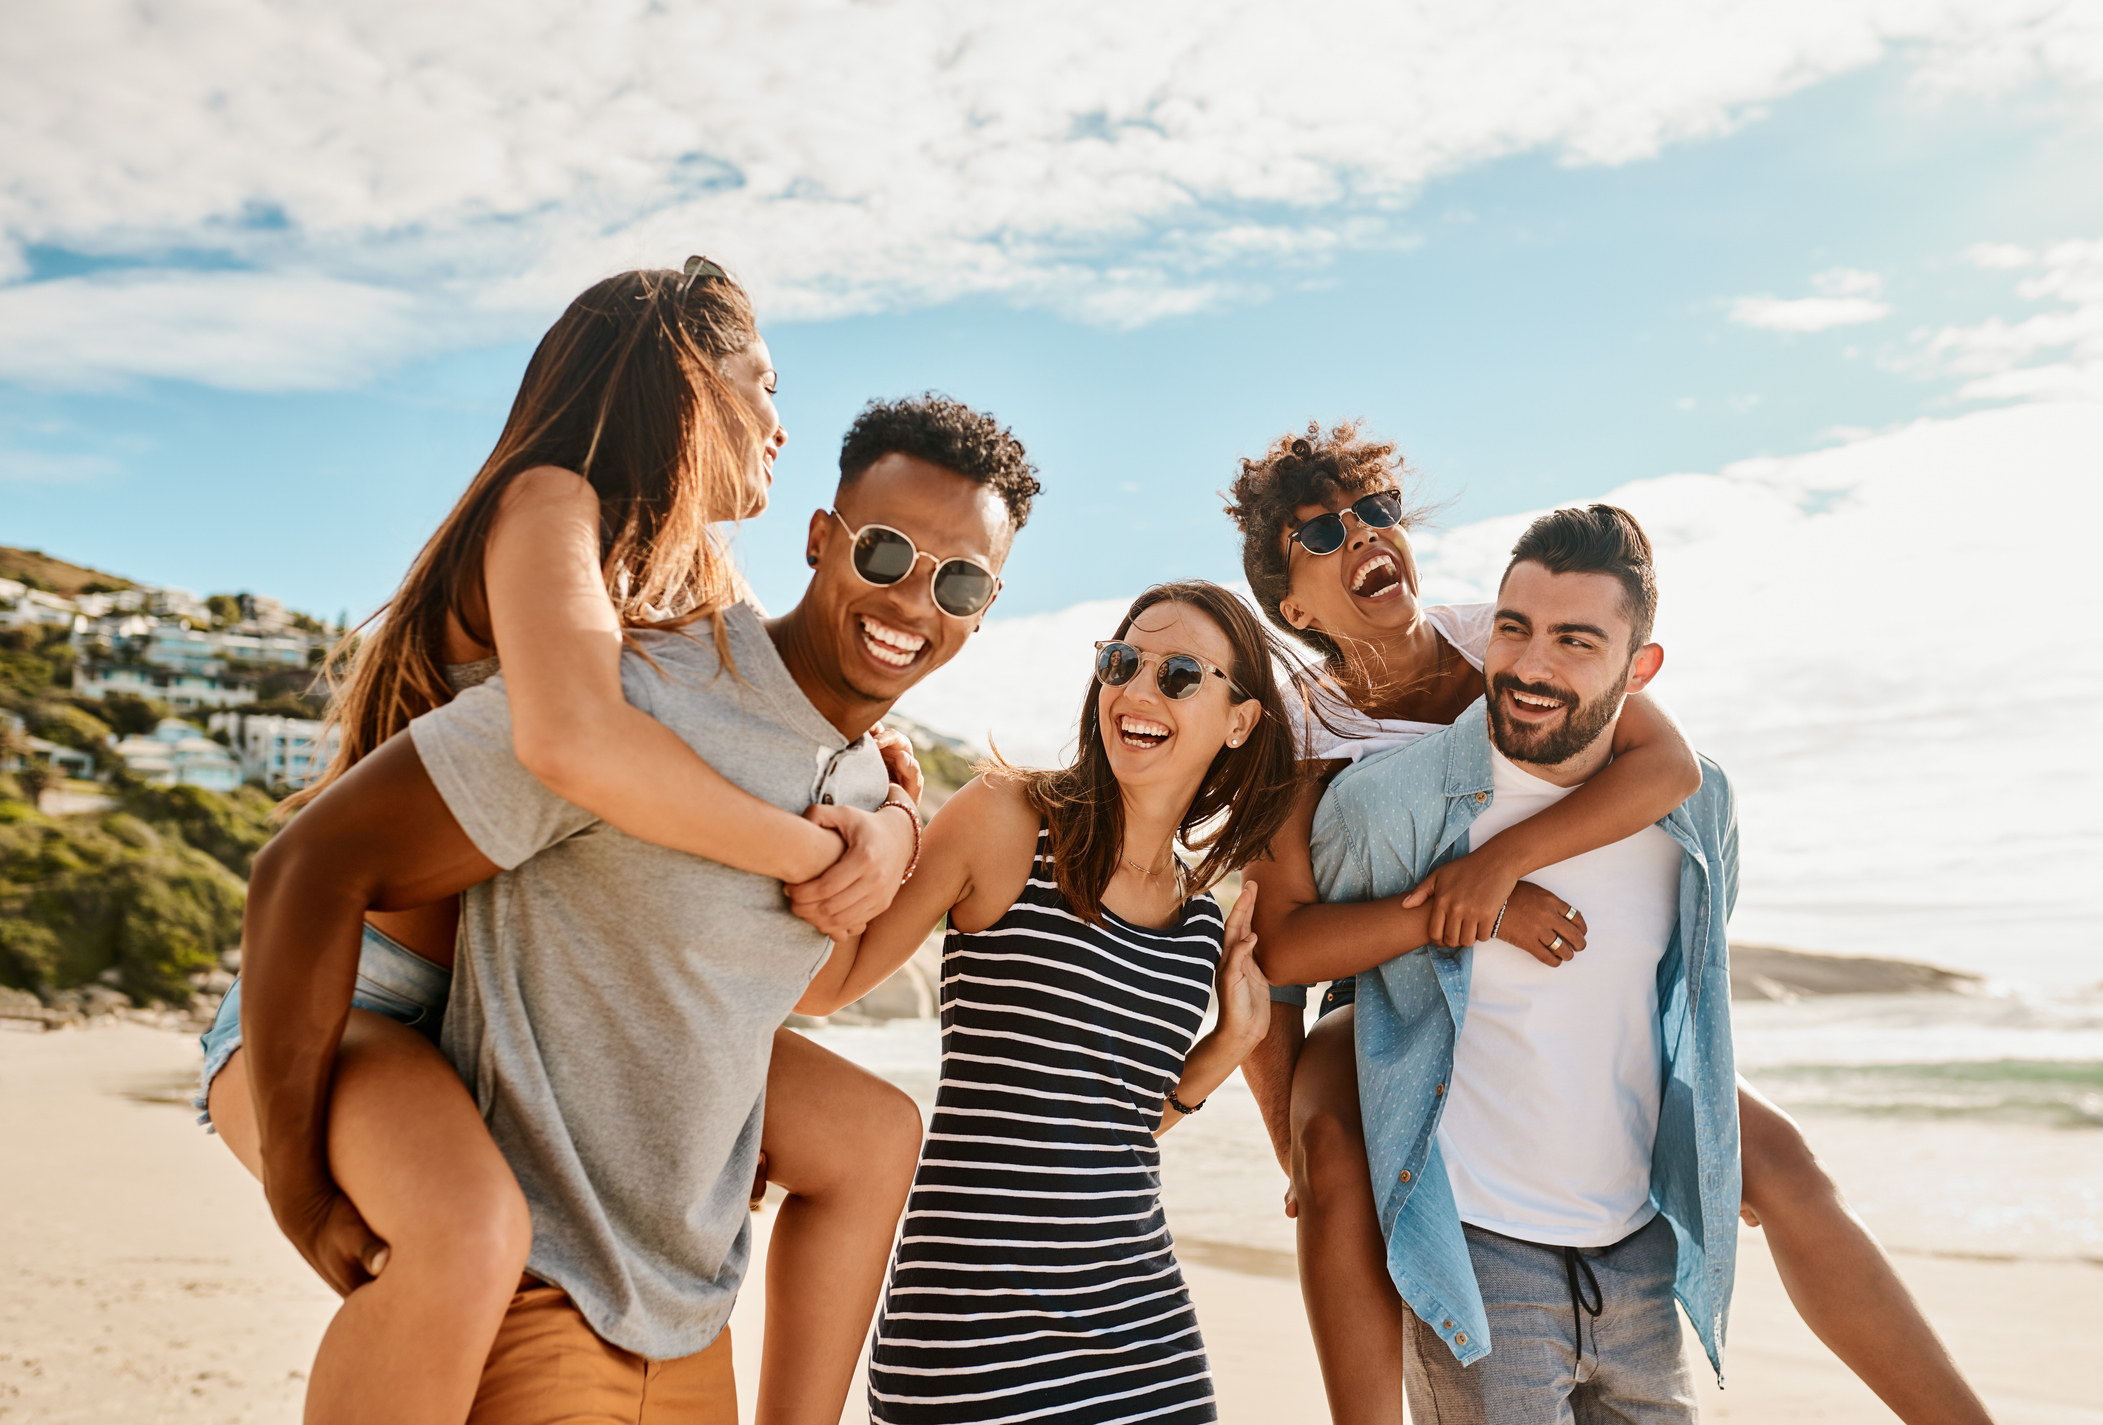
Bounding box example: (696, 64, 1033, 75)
(209, 710, 338, 789)
(73, 662, 252, 711)
(112, 719, 243, 792)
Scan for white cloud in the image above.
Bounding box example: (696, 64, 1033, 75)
(2, 0, 2099, 387)
(906, 397, 2103, 984)
(1730, 294, 1893, 331)
(1812, 267, 1884, 297)
(1907, 238, 2103, 401)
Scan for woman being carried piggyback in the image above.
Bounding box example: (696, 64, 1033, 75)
(802, 580, 1298, 1424)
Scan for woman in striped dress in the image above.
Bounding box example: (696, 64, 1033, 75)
(799, 580, 1301, 1424)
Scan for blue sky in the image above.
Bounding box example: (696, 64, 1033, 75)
(4, 8, 2099, 622)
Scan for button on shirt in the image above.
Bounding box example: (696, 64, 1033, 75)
(1309, 698, 1742, 1377)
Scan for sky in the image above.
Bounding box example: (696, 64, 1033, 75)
(3, 0, 2101, 623)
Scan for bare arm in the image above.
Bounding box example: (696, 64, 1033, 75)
(487, 468, 913, 927)
(1240, 1008, 1304, 1171)
(1401, 691, 1701, 944)
(1158, 883, 1266, 1136)
(240, 733, 501, 1297)
(797, 774, 1042, 1015)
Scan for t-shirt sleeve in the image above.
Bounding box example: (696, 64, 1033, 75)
(1430, 601, 1496, 670)
(407, 679, 598, 870)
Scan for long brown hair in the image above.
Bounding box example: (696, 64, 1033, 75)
(1002, 580, 1299, 925)
(286, 264, 762, 812)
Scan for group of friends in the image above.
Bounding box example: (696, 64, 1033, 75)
(194, 258, 1998, 1424)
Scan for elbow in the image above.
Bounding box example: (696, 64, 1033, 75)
(513, 723, 590, 802)
(1670, 750, 1704, 803)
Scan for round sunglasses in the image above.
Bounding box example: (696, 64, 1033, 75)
(1286, 489, 1405, 556)
(829, 511, 1000, 618)
(1094, 640, 1247, 702)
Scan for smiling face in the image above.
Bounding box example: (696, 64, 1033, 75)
(1274, 488, 1425, 647)
(717, 336, 784, 518)
(1097, 601, 1262, 796)
(800, 452, 1011, 705)
(1483, 560, 1663, 778)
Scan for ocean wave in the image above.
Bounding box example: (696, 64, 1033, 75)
(1748, 1059, 2103, 1129)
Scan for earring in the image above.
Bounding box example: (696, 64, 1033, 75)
(973, 622, 982, 633)
(806, 552, 818, 568)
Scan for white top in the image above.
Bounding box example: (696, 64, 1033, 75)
(1434, 746, 1683, 1247)
(1284, 602, 1495, 764)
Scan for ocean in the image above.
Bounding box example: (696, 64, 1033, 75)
(798, 978, 2103, 1269)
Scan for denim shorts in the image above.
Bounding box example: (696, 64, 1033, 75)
(193, 922, 452, 1132)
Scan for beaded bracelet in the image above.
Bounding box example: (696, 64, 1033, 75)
(1166, 1088, 1205, 1116)
(1489, 897, 1509, 942)
(879, 795, 921, 883)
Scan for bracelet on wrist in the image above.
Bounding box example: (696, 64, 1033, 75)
(879, 795, 921, 883)
(1165, 1087, 1204, 1116)
(1489, 897, 1509, 942)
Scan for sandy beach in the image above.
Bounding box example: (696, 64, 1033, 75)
(3, 1020, 2098, 1424)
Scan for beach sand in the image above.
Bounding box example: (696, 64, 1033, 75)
(4, 1022, 2098, 1424)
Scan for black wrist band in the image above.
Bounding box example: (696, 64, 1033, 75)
(1165, 1089, 1204, 1116)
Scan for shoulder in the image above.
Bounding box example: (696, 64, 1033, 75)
(500, 464, 595, 510)
(933, 769, 1043, 850)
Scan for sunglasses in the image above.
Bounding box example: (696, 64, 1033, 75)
(1286, 490, 1405, 556)
(829, 511, 1000, 618)
(678, 254, 729, 296)
(1094, 641, 1246, 702)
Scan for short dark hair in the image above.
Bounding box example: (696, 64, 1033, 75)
(838, 394, 1041, 529)
(1222, 419, 1434, 669)
(1502, 504, 1658, 649)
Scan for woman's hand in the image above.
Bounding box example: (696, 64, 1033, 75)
(871, 723, 925, 805)
(1211, 883, 1270, 1055)
(787, 800, 918, 938)
(1398, 845, 1522, 947)
(1494, 880, 1588, 967)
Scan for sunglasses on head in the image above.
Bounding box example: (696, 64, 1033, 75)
(828, 511, 1000, 618)
(1094, 641, 1246, 702)
(678, 254, 729, 296)
(1287, 489, 1405, 556)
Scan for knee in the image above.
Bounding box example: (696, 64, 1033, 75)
(403, 1169, 533, 1292)
(865, 1083, 925, 1186)
(1288, 1097, 1367, 1204)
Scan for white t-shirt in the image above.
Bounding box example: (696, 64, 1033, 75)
(1434, 746, 1683, 1248)
(1284, 602, 1495, 764)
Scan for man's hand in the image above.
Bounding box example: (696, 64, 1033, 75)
(870, 723, 925, 805)
(787, 801, 917, 938)
(1399, 845, 1522, 946)
(270, 1180, 391, 1299)
(1495, 881, 1588, 967)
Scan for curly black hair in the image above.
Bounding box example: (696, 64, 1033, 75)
(838, 393, 1041, 530)
(1221, 418, 1433, 668)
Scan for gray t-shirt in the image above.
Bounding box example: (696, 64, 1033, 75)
(410, 602, 887, 1359)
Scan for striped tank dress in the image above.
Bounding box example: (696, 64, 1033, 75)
(868, 825, 1225, 1425)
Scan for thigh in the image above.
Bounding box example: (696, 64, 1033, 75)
(208, 1010, 519, 1245)
(640, 1330, 737, 1425)
(1288, 1004, 1362, 1141)
(1412, 1228, 1581, 1424)
(759, 1025, 922, 1195)
(1578, 1218, 1696, 1425)
(1405, 1305, 1575, 1425)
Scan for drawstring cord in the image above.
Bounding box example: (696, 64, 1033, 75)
(1562, 1245, 1603, 1364)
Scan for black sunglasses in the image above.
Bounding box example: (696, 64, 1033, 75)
(829, 511, 999, 618)
(1287, 490, 1405, 556)
(678, 254, 729, 296)
(1094, 641, 1246, 702)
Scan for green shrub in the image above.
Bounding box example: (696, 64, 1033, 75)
(28, 702, 114, 753)
(120, 781, 280, 878)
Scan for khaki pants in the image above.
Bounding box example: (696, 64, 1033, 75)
(468, 1280, 737, 1424)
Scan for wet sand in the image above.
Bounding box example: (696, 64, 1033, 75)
(4, 1022, 2098, 1423)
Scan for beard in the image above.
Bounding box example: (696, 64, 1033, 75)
(1486, 666, 1631, 768)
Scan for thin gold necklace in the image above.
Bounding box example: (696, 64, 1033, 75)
(1122, 843, 1181, 888)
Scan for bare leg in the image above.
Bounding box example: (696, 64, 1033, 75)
(1739, 1078, 1994, 1425)
(1290, 1007, 1407, 1425)
(754, 1026, 923, 1425)
(211, 1011, 533, 1425)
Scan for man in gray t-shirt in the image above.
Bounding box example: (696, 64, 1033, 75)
(238, 399, 1040, 1420)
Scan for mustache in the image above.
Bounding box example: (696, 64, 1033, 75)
(1490, 672, 1577, 709)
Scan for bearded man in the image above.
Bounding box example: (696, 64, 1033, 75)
(1307, 503, 1741, 1423)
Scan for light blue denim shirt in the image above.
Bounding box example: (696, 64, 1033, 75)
(1310, 697, 1741, 1378)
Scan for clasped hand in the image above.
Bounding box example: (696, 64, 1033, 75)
(785, 723, 924, 939)
(1400, 849, 1588, 967)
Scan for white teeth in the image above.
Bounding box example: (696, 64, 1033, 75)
(859, 616, 925, 668)
(1351, 552, 1397, 592)
(1119, 717, 1171, 738)
(1513, 692, 1561, 708)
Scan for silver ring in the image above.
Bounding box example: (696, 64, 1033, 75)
(1550, 935, 1564, 952)
(1563, 904, 1578, 922)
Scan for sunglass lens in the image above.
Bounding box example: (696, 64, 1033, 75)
(1355, 491, 1404, 528)
(1095, 642, 1142, 687)
(1294, 513, 1347, 555)
(853, 527, 917, 584)
(1157, 656, 1207, 700)
(931, 560, 996, 618)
